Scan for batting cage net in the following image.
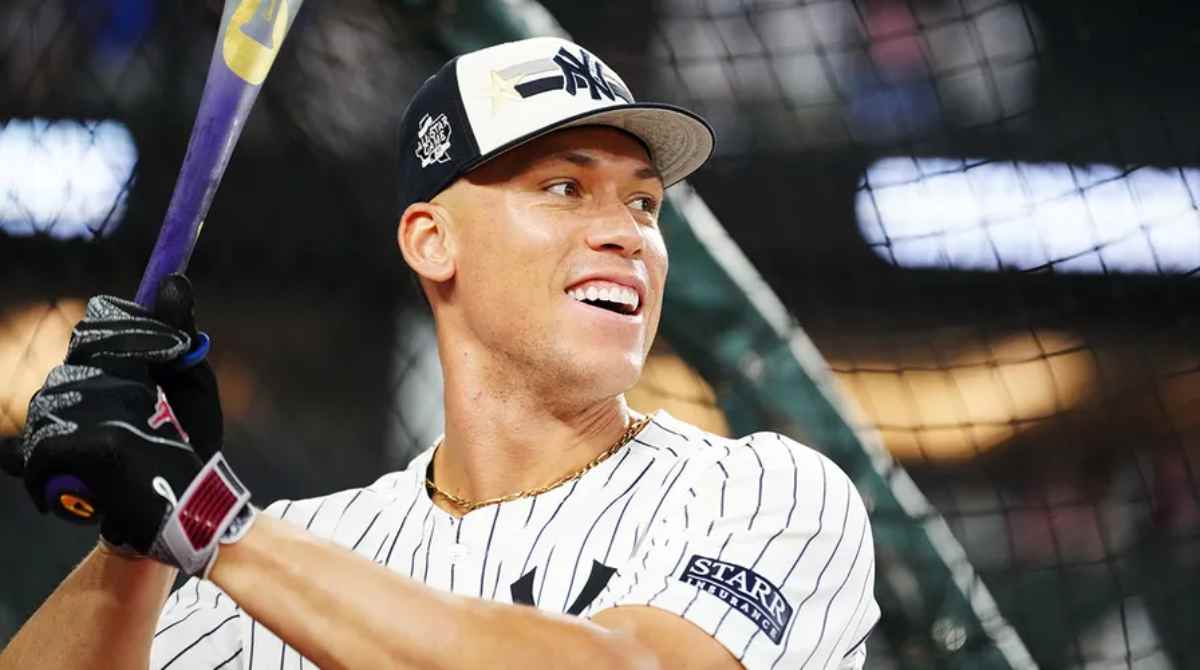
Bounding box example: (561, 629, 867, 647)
(2, 1, 1199, 668)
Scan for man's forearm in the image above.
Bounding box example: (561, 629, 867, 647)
(210, 515, 657, 670)
(0, 546, 176, 670)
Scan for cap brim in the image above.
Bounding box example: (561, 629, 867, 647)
(465, 103, 715, 189)
(554, 104, 715, 187)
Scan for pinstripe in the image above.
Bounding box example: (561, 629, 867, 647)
(351, 510, 382, 551)
(659, 458, 685, 486)
(304, 495, 330, 530)
(479, 504, 503, 597)
(371, 522, 393, 563)
(154, 608, 201, 638)
(383, 487, 423, 567)
(651, 418, 688, 441)
(745, 439, 766, 531)
(523, 496, 538, 528)
(603, 485, 641, 564)
(213, 647, 242, 669)
(768, 457, 829, 600)
(536, 545, 556, 605)
(450, 522, 459, 592)
(490, 559, 505, 600)
(750, 445, 803, 569)
(158, 614, 238, 669)
(336, 489, 364, 524)
(601, 447, 634, 487)
(631, 437, 660, 451)
(408, 505, 435, 577)
(819, 556, 875, 670)
(248, 616, 257, 669)
(421, 515, 438, 583)
(843, 619, 873, 659)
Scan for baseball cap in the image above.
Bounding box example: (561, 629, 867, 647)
(395, 37, 715, 215)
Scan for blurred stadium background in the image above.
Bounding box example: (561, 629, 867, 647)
(2, 0, 1199, 667)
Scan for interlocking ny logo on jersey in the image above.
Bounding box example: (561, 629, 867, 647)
(511, 560, 616, 614)
(681, 555, 793, 644)
(415, 113, 453, 168)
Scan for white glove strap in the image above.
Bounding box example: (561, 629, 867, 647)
(152, 452, 253, 576)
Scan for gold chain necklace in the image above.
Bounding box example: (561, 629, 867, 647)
(425, 415, 651, 513)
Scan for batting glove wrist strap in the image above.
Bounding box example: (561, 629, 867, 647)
(151, 452, 254, 577)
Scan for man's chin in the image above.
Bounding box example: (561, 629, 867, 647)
(559, 351, 644, 396)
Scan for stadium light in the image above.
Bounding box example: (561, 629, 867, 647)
(0, 118, 137, 240)
(857, 157, 1200, 275)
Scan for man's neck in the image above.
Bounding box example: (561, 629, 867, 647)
(431, 351, 637, 517)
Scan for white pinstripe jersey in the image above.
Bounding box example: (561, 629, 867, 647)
(149, 410, 879, 669)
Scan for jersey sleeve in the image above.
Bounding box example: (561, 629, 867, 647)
(583, 433, 880, 670)
(149, 577, 244, 669)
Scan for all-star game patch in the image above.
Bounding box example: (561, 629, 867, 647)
(680, 555, 794, 644)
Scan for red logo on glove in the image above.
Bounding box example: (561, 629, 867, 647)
(148, 386, 190, 443)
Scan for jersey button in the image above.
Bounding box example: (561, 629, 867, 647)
(448, 543, 470, 563)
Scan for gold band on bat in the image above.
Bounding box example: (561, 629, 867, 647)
(224, 0, 290, 85)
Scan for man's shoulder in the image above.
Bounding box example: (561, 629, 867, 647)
(644, 411, 840, 487)
(261, 448, 432, 540)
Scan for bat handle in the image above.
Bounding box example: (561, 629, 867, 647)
(45, 474, 98, 524)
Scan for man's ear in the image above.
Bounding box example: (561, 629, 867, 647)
(398, 202, 456, 283)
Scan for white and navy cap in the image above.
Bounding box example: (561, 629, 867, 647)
(396, 37, 715, 214)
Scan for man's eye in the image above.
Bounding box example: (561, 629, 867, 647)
(546, 182, 579, 197)
(629, 196, 659, 214)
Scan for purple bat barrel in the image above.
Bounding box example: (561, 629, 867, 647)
(44, 0, 302, 522)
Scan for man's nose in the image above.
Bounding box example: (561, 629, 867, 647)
(584, 202, 644, 258)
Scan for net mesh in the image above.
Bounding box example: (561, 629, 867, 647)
(2, 0, 1199, 667)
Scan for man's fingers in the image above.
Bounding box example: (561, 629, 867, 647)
(154, 274, 199, 336)
(66, 327, 189, 365)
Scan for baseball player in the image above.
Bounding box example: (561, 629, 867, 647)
(0, 37, 878, 669)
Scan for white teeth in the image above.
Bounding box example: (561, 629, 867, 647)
(568, 283, 640, 313)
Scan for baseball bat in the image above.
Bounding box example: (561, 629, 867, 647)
(45, 0, 306, 523)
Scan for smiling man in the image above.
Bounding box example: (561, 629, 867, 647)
(1, 38, 878, 669)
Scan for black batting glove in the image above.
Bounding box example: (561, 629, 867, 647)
(3, 276, 254, 576)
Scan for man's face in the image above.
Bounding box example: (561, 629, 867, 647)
(433, 126, 667, 399)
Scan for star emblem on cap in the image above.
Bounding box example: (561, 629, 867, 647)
(485, 70, 525, 114)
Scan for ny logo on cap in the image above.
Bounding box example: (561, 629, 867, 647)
(415, 113, 453, 168)
(492, 47, 634, 106)
(552, 47, 618, 101)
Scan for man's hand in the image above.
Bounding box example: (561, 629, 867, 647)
(1, 275, 254, 577)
